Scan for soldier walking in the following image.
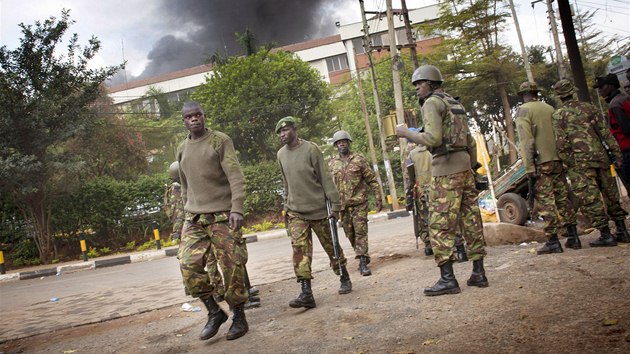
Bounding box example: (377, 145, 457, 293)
(176, 101, 249, 341)
(276, 116, 352, 309)
(553, 79, 629, 246)
(515, 81, 578, 255)
(328, 130, 383, 276)
(396, 65, 488, 296)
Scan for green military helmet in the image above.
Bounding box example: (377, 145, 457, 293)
(517, 81, 541, 95)
(168, 161, 179, 179)
(332, 130, 352, 145)
(411, 65, 443, 85)
(275, 116, 297, 133)
(553, 79, 575, 98)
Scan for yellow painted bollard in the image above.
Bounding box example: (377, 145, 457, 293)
(152, 221, 161, 250)
(0, 250, 5, 274)
(80, 233, 88, 262)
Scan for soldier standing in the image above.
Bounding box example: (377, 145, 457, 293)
(328, 130, 383, 276)
(594, 73, 630, 188)
(515, 81, 578, 255)
(177, 101, 249, 341)
(396, 65, 488, 296)
(408, 142, 433, 256)
(276, 116, 352, 309)
(553, 79, 629, 246)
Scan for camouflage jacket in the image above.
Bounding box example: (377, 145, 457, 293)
(328, 152, 379, 209)
(553, 99, 622, 169)
(164, 181, 184, 234)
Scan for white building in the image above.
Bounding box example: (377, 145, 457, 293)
(108, 4, 440, 110)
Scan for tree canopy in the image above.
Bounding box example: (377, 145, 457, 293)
(192, 49, 334, 163)
(0, 10, 123, 262)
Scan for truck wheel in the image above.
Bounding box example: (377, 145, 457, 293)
(497, 192, 528, 225)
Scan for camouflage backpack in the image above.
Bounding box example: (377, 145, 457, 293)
(425, 92, 470, 157)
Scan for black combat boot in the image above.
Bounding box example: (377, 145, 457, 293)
(565, 224, 582, 250)
(289, 279, 316, 309)
(358, 256, 372, 276)
(589, 226, 618, 247)
(614, 219, 630, 243)
(537, 235, 564, 255)
(467, 259, 489, 287)
(226, 304, 248, 340)
(424, 261, 461, 296)
(200, 296, 228, 340)
(338, 265, 353, 294)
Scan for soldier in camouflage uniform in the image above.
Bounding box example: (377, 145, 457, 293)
(328, 130, 383, 276)
(165, 161, 185, 241)
(515, 81, 578, 255)
(396, 65, 487, 296)
(276, 116, 352, 310)
(408, 142, 433, 256)
(552, 79, 629, 246)
(176, 102, 249, 341)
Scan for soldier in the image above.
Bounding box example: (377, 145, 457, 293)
(594, 73, 630, 188)
(328, 130, 383, 276)
(177, 101, 249, 341)
(164, 161, 184, 241)
(515, 81, 578, 255)
(396, 65, 488, 296)
(408, 141, 433, 256)
(553, 79, 630, 246)
(276, 116, 352, 309)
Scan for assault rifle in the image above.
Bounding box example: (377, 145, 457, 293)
(405, 163, 420, 249)
(325, 199, 342, 264)
(526, 174, 536, 211)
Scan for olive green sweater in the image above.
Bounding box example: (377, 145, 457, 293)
(176, 129, 245, 215)
(277, 139, 340, 220)
(515, 100, 559, 174)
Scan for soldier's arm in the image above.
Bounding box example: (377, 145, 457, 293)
(552, 111, 570, 163)
(515, 107, 536, 173)
(312, 144, 341, 211)
(218, 137, 246, 216)
(407, 98, 445, 147)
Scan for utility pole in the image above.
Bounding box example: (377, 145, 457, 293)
(544, 0, 567, 78)
(557, 0, 591, 102)
(400, 0, 418, 69)
(532, 0, 568, 79)
(386, 0, 410, 190)
(508, 0, 534, 83)
(353, 47, 387, 207)
(359, 0, 400, 210)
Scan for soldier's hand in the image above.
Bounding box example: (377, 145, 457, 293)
(229, 212, 244, 231)
(329, 210, 340, 220)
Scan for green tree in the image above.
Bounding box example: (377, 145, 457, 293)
(193, 49, 334, 163)
(0, 10, 122, 263)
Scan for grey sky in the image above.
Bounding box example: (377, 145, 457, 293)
(1, 0, 627, 84)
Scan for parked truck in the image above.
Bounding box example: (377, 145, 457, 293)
(478, 159, 530, 225)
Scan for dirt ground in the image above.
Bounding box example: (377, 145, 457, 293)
(2, 229, 630, 354)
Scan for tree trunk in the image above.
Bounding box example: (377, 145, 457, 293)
(497, 83, 517, 165)
(23, 193, 55, 264)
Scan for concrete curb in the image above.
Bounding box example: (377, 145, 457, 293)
(0, 210, 400, 283)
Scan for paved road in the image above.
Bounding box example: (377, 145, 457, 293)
(0, 216, 413, 342)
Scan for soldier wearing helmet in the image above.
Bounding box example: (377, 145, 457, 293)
(328, 130, 383, 276)
(553, 79, 629, 246)
(276, 116, 352, 310)
(396, 65, 488, 296)
(515, 81, 577, 255)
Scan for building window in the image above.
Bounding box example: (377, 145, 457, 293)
(352, 38, 366, 54)
(326, 54, 349, 72)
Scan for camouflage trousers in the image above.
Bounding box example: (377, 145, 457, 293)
(567, 164, 628, 230)
(340, 203, 370, 259)
(414, 200, 431, 246)
(534, 161, 576, 237)
(287, 212, 348, 281)
(178, 212, 248, 307)
(429, 170, 486, 266)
